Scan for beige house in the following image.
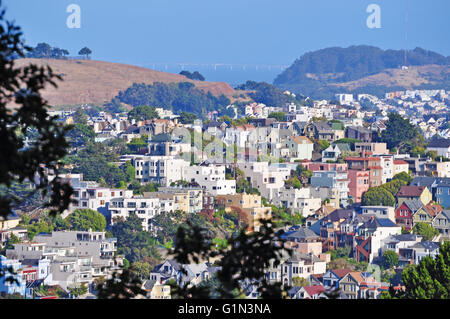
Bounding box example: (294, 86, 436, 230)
(216, 193, 272, 232)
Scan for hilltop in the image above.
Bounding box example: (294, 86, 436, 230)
(13, 58, 236, 107)
(274, 46, 450, 99)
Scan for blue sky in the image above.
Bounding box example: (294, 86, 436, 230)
(4, 0, 449, 67)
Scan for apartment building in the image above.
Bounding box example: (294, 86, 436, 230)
(183, 162, 236, 196)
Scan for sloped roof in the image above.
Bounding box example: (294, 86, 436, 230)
(397, 186, 426, 197)
(401, 199, 424, 212)
(427, 139, 450, 148)
(282, 227, 319, 241)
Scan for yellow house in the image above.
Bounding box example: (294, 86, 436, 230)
(0, 214, 20, 231)
(396, 186, 432, 206)
(413, 202, 443, 227)
(150, 284, 171, 299)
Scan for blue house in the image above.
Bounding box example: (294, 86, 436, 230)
(0, 255, 26, 297)
(436, 179, 450, 209)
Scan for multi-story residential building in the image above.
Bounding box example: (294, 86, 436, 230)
(285, 136, 314, 161)
(393, 160, 410, 176)
(274, 188, 322, 217)
(354, 142, 388, 156)
(33, 231, 117, 269)
(346, 126, 374, 143)
(354, 216, 402, 263)
(310, 170, 349, 204)
(436, 178, 450, 208)
(237, 162, 290, 200)
(432, 210, 450, 238)
(109, 196, 161, 231)
(153, 187, 203, 214)
(0, 256, 26, 297)
(426, 139, 450, 158)
(183, 162, 236, 196)
(279, 252, 327, 286)
(345, 157, 382, 187)
(347, 170, 370, 203)
(125, 155, 190, 186)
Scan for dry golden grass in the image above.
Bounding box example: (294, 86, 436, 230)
(12, 58, 236, 107)
(331, 64, 450, 90)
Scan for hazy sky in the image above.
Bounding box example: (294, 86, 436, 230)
(4, 0, 450, 67)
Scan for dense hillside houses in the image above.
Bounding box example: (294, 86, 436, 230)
(2, 87, 449, 299)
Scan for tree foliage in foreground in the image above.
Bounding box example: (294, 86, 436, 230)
(383, 241, 450, 299)
(0, 3, 73, 219)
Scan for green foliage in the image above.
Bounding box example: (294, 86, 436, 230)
(285, 176, 302, 189)
(130, 261, 151, 279)
(69, 142, 128, 187)
(381, 112, 422, 151)
(382, 250, 399, 269)
(179, 70, 205, 81)
(412, 222, 439, 241)
(235, 81, 294, 107)
(274, 45, 450, 99)
(361, 176, 409, 206)
(361, 187, 395, 206)
(97, 268, 146, 299)
(110, 214, 161, 265)
(292, 277, 309, 287)
(66, 209, 106, 231)
(26, 42, 69, 59)
(128, 105, 159, 121)
(384, 241, 450, 299)
(179, 112, 198, 124)
(329, 246, 352, 260)
(268, 112, 286, 122)
(66, 123, 96, 147)
(170, 219, 290, 299)
(318, 140, 330, 150)
(0, 6, 73, 218)
(78, 47, 92, 58)
(116, 82, 230, 117)
(69, 284, 88, 297)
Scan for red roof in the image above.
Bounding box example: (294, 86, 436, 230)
(303, 285, 326, 296)
(331, 268, 353, 278)
(394, 160, 408, 165)
(397, 186, 426, 197)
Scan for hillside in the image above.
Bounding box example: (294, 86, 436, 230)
(13, 58, 236, 107)
(274, 46, 450, 99)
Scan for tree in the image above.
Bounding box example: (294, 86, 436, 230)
(268, 112, 286, 122)
(0, 5, 73, 219)
(130, 261, 151, 279)
(412, 222, 439, 241)
(128, 105, 159, 121)
(66, 209, 106, 231)
(381, 112, 421, 151)
(78, 47, 92, 59)
(382, 250, 399, 269)
(383, 241, 450, 299)
(179, 112, 198, 124)
(361, 187, 395, 206)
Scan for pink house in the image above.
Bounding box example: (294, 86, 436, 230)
(348, 170, 370, 203)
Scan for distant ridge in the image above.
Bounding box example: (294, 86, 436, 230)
(13, 58, 236, 107)
(274, 45, 450, 99)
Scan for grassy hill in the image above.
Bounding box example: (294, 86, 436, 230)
(13, 58, 236, 107)
(274, 46, 450, 99)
